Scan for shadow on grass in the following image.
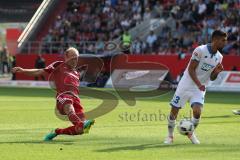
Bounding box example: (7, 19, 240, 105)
(95, 143, 185, 152)
(202, 115, 235, 119)
(0, 140, 76, 145)
(95, 142, 240, 153)
(0, 87, 55, 98)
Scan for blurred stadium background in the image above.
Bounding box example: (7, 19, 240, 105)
(0, 0, 239, 89)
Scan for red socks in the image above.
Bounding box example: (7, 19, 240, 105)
(55, 111, 84, 135)
(55, 125, 83, 135)
(68, 111, 83, 125)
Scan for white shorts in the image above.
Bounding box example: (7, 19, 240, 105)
(170, 88, 206, 109)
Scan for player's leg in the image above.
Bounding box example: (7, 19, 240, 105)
(44, 103, 84, 141)
(188, 91, 205, 144)
(73, 98, 86, 121)
(187, 103, 202, 144)
(44, 95, 84, 141)
(169, 106, 180, 136)
(73, 97, 95, 134)
(55, 103, 84, 135)
(164, 92, 188, 144)
(191, 103, 202, 129)
(164, 106, 180, 144)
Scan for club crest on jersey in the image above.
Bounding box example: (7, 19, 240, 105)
(193, 52, 200, 58)
(201, 63, 214, 71)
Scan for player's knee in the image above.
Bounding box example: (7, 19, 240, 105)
(193, 110, 201, 119)
(63, 104, 75, 115)
(193, 113, 201, 119)
(192, 105, 202, 118)
(169, 107, 180, 120)
(169, 114, 177, 120)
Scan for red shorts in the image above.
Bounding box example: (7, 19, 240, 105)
(56, 94, 85, 117)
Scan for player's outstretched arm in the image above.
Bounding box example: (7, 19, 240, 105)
(210, 63, 224, 81)
(12, 67, 45, 77)
(188, 60, 205, 91)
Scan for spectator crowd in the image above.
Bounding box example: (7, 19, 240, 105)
(41, 0, 240, 55)
(0, 46, 16, 78)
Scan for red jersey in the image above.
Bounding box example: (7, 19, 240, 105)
(44, 61, 80, 97)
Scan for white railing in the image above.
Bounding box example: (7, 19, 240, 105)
(18, 0, 58, 51)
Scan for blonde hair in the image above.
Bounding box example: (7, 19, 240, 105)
(65, 47, 79, 56)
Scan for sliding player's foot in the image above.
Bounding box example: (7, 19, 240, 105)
(163, 136, 174, 144)
(232, 110, 240, 115)
(188, 132, 200, 144)
(44, 130, 57, 141)
(83, 119, 95, 134)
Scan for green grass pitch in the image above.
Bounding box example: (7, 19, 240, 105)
(0, 87, 239, 160)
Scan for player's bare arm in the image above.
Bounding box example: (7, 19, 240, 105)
(12, 67, 45, 77)
(188, 60, 205, 91)
(210, 63, 224, 81)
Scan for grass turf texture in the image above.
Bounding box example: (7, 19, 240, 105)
(0, 87, 239, 160)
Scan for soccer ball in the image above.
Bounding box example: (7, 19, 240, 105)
(177, 119, 194, 135)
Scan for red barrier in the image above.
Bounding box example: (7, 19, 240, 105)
(124, 55, 190, 79)
(6, 28, 22, 55)
(127, 55, 240, 78)
(15, 54, 240, 80)
(15, 54, 63, 80)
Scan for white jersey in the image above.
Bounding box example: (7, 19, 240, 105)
(179, 44, 223, 90)
(170, 44, 223, 108)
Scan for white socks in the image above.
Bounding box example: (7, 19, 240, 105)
(191, 117, 200, 129)
(167, 116, 176, 137)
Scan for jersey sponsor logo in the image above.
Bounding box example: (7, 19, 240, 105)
(201, 63, 214, 71)
(226, 73, 240, 83)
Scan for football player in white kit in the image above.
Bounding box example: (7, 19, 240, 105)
(164, 30, 227, 144)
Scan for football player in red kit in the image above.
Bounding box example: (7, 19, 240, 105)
(12, 47, 95, 141)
